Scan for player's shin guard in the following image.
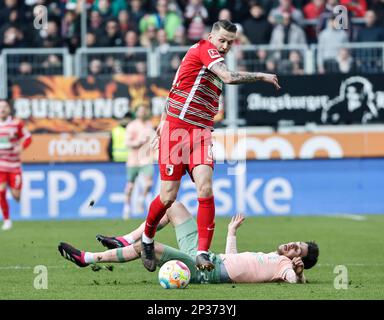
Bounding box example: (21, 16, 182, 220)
(0, 190, 9, 220)
(197, 196, 215, 252)
(144, 195, 170, 239)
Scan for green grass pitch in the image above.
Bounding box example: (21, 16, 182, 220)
(1, 215, 383, 300)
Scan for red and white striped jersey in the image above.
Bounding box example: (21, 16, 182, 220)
(166, 39, 224, 130)
(0, 117, 32, 173)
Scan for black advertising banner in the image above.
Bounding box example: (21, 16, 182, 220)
(239, 74, 384, 126)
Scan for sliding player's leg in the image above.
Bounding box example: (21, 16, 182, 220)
(96, 214, 170, 249)
(59, 239, 164, 268)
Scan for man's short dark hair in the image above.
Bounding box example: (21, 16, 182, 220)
(212, 20, 237, 33)
(302, 241, 319, 269)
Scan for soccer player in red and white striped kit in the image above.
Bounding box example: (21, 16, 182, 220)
(140, 20, 281, 271)
(0, 99, 32, 230)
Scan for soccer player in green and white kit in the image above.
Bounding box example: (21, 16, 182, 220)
(59, 201, 319, 285)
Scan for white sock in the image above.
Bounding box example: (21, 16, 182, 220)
(197, 250, 209, 256)
(84, 252, 95, 263)
(123, 235, 135, 245)
(142, 233, 153, 244)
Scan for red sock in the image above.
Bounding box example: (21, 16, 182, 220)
(197, 196, 215, 252)
(0, 190, 9, 220)
(144, 195, 170, 239)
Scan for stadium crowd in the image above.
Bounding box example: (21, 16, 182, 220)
(1, 0, 384, 76)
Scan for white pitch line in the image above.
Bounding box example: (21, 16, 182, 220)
(317, 263, 384, 267)
(330, 214, 367, 221)
(0, 265, 69, 270)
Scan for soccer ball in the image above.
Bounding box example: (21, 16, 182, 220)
(158, 260, 191, 289)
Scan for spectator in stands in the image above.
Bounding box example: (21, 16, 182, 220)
(0, 25, 25, 49)
(168, 54, 181, 75)
(93, 0, 113, 21)
(356, 10, 384, 42)
(243, 2, 273, 45)
(232, 23, 251, 64)
(88, 10, 105, 40)
(217, 8, 232, 21)
(184, 0, 209, 43)
(0, 0, 23, 25)
(171, 26, 187, 46)
(124, 30, 146, 73)
(93, 0, 127, 18)
(86, 32, 98, 47)
(140, 24, 157, 48)
(203, 0, 228, 25)
(303, 0, 325, 18)
(303, 0, 325, 42)
(225, 0, 250, 22)
(266, 59, 278, 73)
(156, 29, 171, 54)
(268, 0, 304, 26)
(41, 21, 63, 48)
(370, 0, 384, 27)
(118, 10, 137, 34)
(253, 49, 269, 72)
(139, 0, 182, 42)
(278, 49, 305, 74)
(269, 11, 307, 61)
(42, 54, 62, 74)
(336, 47, 354, 73)
(61, 8, 80, 53)
(129, 0, 146, 28)
(99, 19, 123, 46)
(317, 17, 349, 73)
(18, 61, 33, 76)
(355, 10, 384, 73)
(88, 58, 103, 76)
(135, 61, 147, 74)
(339, 0, 367, 17)
(124, 30, 139, 47)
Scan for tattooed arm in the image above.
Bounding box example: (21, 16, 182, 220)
(210, 61, 281, 89)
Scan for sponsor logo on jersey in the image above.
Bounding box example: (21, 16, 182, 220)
(208, 49, 221, 59)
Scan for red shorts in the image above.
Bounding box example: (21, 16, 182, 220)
(159, 121, 214, 181)
(0, 171, 22, 190)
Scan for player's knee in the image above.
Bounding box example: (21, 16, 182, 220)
(160, 197, 175, 208)
(160, 189, 177, 206)
(197, 185, 213, 198)
(11, 191, 20, 202)
(125, 183, 134, 192)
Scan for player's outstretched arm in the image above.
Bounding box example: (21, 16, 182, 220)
(210, 62, 281, 89)
(225, 213, 245, 254)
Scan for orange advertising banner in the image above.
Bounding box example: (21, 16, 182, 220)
(20, 129, 384, 163)
(21, 133, 111, 162)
